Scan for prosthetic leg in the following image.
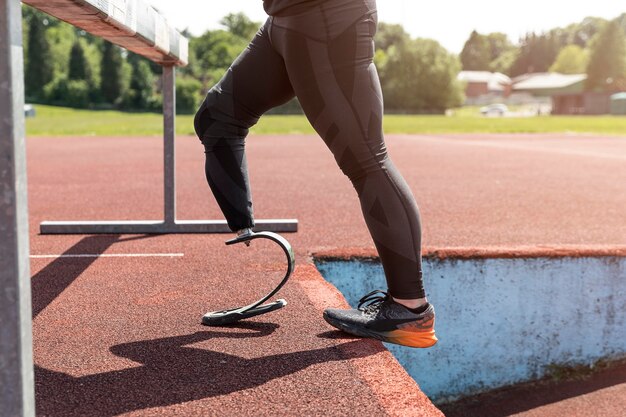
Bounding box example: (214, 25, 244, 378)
(195, 77, 296, 326)
(202, 229, 295, 326)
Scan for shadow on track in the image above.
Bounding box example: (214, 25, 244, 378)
(31, 234, 155, 318)
(439, 359, 626, 417)
(35, 322, 382, 416)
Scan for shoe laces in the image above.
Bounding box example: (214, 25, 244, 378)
(357, 289, 389, 315)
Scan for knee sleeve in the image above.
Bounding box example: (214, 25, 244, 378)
(194, 90, 255, 232)
(193, 90, 250, 145)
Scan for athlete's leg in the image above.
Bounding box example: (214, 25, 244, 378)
(271, 1, 426, 301)
(194, 20, 295, 232)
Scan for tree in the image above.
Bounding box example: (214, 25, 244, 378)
(220, 13, 260, 40)
(68, 41, 88, 80)
(176, 77, 203, 114)
(25, 12, 53, 100)
(550, 45, 588, 74)
(460, 30, 491, 71)
(586, 20, 626, 91)
(510, 32, 560, 76)
(44, 76, 90, 108)
(46, 20, 77, 79)
(190, 30, 248, 90)
(77, 34, 104, 100)
(618, 13, 626, 36)
(483, 32, 516, 74)
(375, 23, 411, 51)
(558, 17, 607, 48)
(490, 49, 518, 74)
(124, 57, 155, 109)
(100, 41, 124, 104)
(378, 38, 464, 113)
(485, 33, 513, 61)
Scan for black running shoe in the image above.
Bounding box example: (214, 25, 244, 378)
(323, 290, 438, 348)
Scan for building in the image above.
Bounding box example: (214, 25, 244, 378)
(512, 73, 614, 115)
(458, 71, 512, 104)
(610, 92, 626, 115)
(457, 71, 623, 114)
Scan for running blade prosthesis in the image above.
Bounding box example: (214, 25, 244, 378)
(202, 231, 295, 326)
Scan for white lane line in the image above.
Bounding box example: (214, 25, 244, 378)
(412, 135, 626, 161)
(30, 253, 184, 259)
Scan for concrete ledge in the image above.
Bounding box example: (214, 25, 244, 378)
(313, 249, 626, 402)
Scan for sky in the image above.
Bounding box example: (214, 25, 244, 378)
(150, 0, 625, 53)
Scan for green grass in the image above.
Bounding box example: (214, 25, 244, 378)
(25, 104, 626, 137)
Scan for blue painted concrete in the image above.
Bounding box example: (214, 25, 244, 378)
(314, 256, 626, 402)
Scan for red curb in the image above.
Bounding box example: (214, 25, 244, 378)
(295, 264, 444, 417)
(312, 245, 626, 261)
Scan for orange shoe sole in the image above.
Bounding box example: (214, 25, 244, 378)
(383, 329, 438, 348)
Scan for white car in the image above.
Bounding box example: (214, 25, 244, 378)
(24, 104, 36, 118)
(480, 104, 508, 116)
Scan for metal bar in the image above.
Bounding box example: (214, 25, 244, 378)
(40, 220, 299, 234)
(162, 66, 176, 226)
(0, 0, 35, 416)
(22, 0, 189, 67)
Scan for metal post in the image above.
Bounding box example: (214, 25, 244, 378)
(163, 66, 176, 226)
(0, 0, 36, 416)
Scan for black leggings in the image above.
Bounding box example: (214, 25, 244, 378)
(193, 0, 426, 299)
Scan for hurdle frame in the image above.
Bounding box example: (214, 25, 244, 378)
(39, 64, 298, 235)
(1, 2, 296, 416)
(19, 0, 298, 235)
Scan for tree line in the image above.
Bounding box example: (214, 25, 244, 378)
(460, 14, 626, 91)
(22, 6, 626, 115)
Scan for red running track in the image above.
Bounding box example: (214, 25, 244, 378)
(27, 134, 626, 416)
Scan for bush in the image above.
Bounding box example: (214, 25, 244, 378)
(378, 38, 465, 113)
(65, 80, 90, 108)
(122, 60, 156, 110)
(176, 77, 203, 114)
(43, 76, 90, 108)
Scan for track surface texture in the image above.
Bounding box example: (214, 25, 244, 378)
(27, 133, 626, 416)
